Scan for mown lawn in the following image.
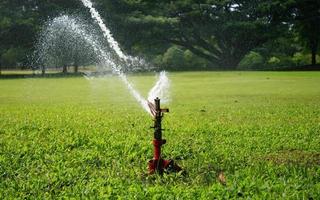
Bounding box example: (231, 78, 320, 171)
(0, 71, 319, 199)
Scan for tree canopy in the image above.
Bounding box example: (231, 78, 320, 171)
(0, 0, 319, 71)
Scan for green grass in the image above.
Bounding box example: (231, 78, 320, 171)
(1, 70, 34, 75)
(0, 69, 57, 75)
(0, 71, 319, 199)
(0, 66, 97, 75)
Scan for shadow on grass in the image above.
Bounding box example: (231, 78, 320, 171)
(264, 150, 320, 166)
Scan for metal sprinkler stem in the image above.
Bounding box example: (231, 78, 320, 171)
(148, 97, 182, 175)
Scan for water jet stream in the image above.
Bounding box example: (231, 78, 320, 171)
(80, 0, 170, 115)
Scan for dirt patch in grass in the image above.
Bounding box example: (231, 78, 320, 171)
(264, 150, 320, 166)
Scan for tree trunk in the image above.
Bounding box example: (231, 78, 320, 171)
(63, 65, 67, 73)
(41, 66, 45, 75)
(311, 39, 318, 65)
(74, 62, 78, 73)
(311, 48, 317, 66)
(220, 56, 239, 70)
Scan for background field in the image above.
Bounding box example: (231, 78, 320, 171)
(0, 72, 320, 199)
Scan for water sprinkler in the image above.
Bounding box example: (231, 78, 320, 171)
(147, 98, 182, 175)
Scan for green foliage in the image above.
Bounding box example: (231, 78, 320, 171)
(0, 0, 82, 69)
(154, 46, 210, 70)
(292, 53, 309, 66)
(96, 0, 285, 69)
(0, 72, 320, 198)
(1, 48, 26, 67)
(266, 56, 295, 70)
(0, 0, 319, 70)
(267, 57, 281, 67)
(162, 46, 185, 70)
(294, 0, 320, 65)
(183, 50, 210, 70)
(278, 56, 296, 68)
(238, 51, 265, 70)
(258, 36, 301, 59)
(266, 0, 320, 65)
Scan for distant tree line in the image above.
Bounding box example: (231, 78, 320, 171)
(0, 0, 83, 74)
(0, 0, 319, 73)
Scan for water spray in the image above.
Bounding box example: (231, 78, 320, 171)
(79, 0, 182, 175)
(148, 98, 182, 174)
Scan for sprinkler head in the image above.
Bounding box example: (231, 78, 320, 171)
(147, 98, 182, 175)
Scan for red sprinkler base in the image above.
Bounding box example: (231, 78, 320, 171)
(147, 98, 182, 175)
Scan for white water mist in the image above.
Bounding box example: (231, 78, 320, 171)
(148, 71, 170, 104)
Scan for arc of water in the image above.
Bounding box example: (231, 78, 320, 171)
(81, 0, 137, 63)
(80, 0, 169, 116)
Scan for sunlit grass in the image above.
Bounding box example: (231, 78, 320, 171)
(0, 71, 319, 199)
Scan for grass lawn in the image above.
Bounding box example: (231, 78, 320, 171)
(0, 71, 319, 199)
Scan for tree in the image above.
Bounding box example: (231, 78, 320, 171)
(0, 1, 37, 68)
(294, 0, 320, 65)
(95, 0, 282, 69)
(34, 15, 104, 74)
(0, 0, 318, 71)
(0, 0, 82, 70)
(266, 0, 320, 65)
